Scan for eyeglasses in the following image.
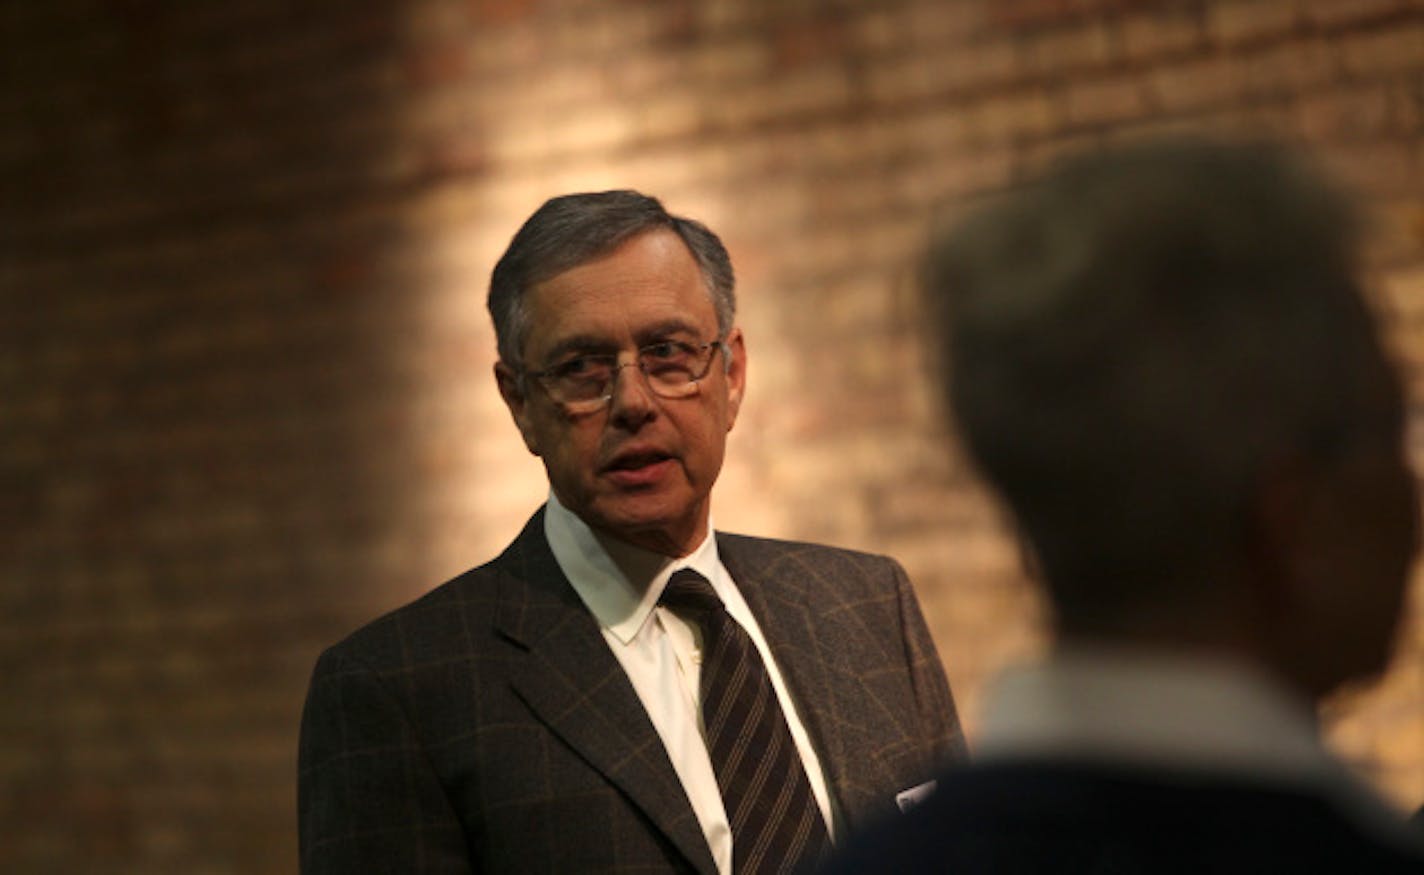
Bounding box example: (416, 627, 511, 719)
(524, 338, 728, 413)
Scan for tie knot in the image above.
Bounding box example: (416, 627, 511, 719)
(660, 568, 724, 619)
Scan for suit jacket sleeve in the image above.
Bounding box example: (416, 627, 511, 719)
(298, 646, 474, 874)
(890, 558, 968, 766)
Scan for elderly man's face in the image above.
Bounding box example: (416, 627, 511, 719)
(496, 229, 746, 557)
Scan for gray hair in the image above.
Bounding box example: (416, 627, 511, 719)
(924, 138, 1399, 629)
(488, 190, 735, 369)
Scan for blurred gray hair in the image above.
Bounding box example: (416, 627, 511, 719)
(488, 190, 735, 369)
(923, 137, 1399, 628)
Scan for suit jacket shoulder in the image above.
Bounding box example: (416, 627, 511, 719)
(715, 532, 968, 831)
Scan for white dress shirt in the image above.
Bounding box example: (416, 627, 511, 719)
(975, 647, 1410, 841)
(544, 492, 836, 875)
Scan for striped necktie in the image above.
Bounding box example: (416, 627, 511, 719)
(661, 568, 830, 874)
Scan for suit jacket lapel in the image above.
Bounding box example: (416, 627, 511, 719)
(494, 512, 717, 875)
(717, 534, 906, 832)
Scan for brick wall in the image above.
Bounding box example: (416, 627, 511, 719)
(4, 0, 1423, 870)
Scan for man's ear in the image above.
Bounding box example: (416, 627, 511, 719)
(722, 327, 747, 430)
(1253, 450, 1339, 598)
(1245, 456, 1312, 615)
(1243, 453, 1343, 696)
(494, 361, 542, 456)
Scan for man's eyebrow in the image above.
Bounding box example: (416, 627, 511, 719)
(635, 319, 704, 343)
(537, 320, 708, 364)
(537, 334, 617, 365)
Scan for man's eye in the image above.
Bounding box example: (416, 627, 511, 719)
(553, 356, 605, 378)
(643, 341, 692, 362)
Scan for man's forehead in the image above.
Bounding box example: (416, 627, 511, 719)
(524, 300, 712, 355)
(521, 232, 717, 351)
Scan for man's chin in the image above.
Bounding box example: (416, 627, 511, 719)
(585, 496, 706, 555)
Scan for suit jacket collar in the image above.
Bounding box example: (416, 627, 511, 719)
(717, 533, 910, 831)
(491, 509, 716, 875)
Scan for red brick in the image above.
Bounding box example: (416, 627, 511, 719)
(1122, 6, 1206, 60)
(1296, 86, 1394, 140)
(1299, 0, 1421, 29)
(403, 40, 469, 88)
(945, 39, 1025, 92)
(773, 17, 846, 68)
(1243, 37, 1338, 96)
(1022, 19, 1118, 75)
(910, 146, 1018, 203)
(468, 0, 536, 27)
(988, 0, 1132, 31)
(899, 2, 985, 48)
(1065, 73, 1150, 126)
(965, 88, 1060, 143)
(868, 40, 1022, 102)
(1148, 54, 1244, 112)
(714, 66, 854, 128)
(1340, 22, 1424, 77)
(1206, 0, 1300, 47)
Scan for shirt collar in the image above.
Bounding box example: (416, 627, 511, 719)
(976, 647, 1333, 782)
(975, 645, 1424, 851)
(543, 490, 722, 645)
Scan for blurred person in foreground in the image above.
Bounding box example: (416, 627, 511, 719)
(824, 139, 1424, 873)
(298, 190, 966, 874)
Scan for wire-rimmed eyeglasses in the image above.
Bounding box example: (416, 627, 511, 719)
(523, 338, 729, 414)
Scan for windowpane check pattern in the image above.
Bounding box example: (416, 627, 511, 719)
(660, 569, 830, 874)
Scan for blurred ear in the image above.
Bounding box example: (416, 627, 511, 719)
(1249, 450, 1342, 633)
(722, 327, 746, 430)
(495, 362, 543, 456)
(1245, 453, 1343, 698)
(1254, 451, 1353, 607)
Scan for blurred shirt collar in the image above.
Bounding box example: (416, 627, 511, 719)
(978, 647, 1330, 781)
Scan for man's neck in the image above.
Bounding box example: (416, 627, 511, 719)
(545, 491, 716, 593)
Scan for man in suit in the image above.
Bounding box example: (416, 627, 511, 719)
(298, 190, 965, 873)
(824, 139, 1424, 872)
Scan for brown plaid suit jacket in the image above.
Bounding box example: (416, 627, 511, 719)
(298, 508, 966, 873)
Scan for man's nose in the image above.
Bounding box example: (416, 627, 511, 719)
(607, 360, 657, 425)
